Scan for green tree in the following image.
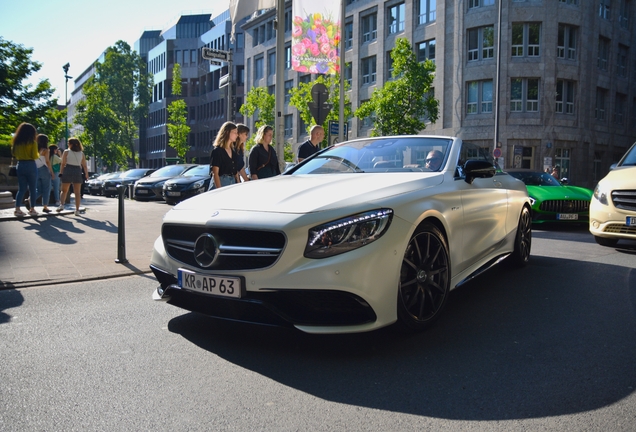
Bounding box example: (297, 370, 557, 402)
(93, 40, 153, 167)
(239, 86, 275, 150)
(289, 74, 352, 143)
(75, 78, 124, 170)
(167, 63, 190, 161)
(355, 38, 438, 136)
(0, 37, 59, 136)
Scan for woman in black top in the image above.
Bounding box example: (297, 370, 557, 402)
(248, 125, 281, 179)
(208, 122, 238, 190)
(234, 123, 250, 183)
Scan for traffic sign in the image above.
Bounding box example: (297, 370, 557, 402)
(202, 47, 229, 61)
(493, 148, 502, 158)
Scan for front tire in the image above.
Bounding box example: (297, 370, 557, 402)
(508, 206, 532, 267)
(397, 223, 450, 332)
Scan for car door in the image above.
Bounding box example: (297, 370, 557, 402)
(456, 142, 509, 271)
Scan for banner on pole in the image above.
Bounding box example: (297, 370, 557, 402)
(291, 0, 341, 75)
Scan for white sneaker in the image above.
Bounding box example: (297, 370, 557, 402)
(74, 210, 81, 216)
(56, 205, 64, 212)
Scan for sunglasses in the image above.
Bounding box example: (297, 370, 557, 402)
(426, 157, 441, 163)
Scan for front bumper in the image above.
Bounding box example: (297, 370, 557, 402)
(589, 201, 636, 240)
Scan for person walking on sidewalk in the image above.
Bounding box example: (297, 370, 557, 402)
(49, 144, 62, 206)
(35, 134, 54, 213)
(11, 122, 39, 217)
(57, 137, 89, 216)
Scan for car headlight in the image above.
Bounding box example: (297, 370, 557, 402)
(304, 209, 393, 259)
(154, 181, 166, 188)
(593, 183, 609, 205)
(528, 196, 536, 206)
(189, 180, 204, 190)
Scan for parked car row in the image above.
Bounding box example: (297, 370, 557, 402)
(86, 164, 213, 205)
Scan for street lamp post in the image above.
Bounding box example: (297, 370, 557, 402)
(62, 63, 72, 145)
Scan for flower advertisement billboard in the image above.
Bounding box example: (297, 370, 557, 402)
(291, 0, 341, 75)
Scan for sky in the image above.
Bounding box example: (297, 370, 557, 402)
(1, 0, 223, 102)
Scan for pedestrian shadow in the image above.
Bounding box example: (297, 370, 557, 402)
(168, 258, 636, 421)
(20, 218, 81, 244)
(73, 216, 118, 234)
(0, 289, 24, 324)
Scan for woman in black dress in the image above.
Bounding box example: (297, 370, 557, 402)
(248, 125, 280, 180)
(208, 122, 238, 190)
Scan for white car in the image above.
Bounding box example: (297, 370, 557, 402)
(589, 142, 636, 247)
(150, 136, 532, 334)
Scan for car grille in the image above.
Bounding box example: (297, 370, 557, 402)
(603, 223, 636, 235)
(611, 190, 636, 211)
(538, 199, 589, 213)
(162, 224, 286, 271)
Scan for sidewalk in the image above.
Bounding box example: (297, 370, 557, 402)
(0, 194, 170, 289)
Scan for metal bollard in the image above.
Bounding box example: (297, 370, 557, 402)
(115, 184, 128, 264)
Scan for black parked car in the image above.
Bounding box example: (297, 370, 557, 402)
(133, 164, 197, 201)
(103, 168, 155, 197)
(88, 172, 121, 196)
(162, 164, 212, 205)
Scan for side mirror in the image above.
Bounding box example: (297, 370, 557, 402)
(464, 160, 496, 184)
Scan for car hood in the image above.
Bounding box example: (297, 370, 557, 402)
(136, 176, 175, 185)
(165, 175, 209, 186)
(600, 165, 636, 189)
(526, 185, 593, 201)
(173, 173, 443, 214)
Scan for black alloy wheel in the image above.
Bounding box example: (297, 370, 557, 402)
(508, 206, 532, 267)
(397, 223, 450, 331)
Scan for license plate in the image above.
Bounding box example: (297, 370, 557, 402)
(627, 216, 636, 226)
(136, 189, 148, 194)
(106, 186, 116, 190)
(557, 213, 578, 220)
(178, 268, 242, 298)
(166, 191, 181, 197)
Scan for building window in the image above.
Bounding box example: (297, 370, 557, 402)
(554, 148, 570, 179)
(599, 0, 611, 19)
(557, 25, 577, 60)
(254, 56, 264, 82)
(511, 78, 539, 112)
(418, 0, 437, 24)
(387, 51, 394, 78)
(556, 80, 575, 115)
(285, 10, 292, 32)
(468, 26, 494, 61)
(259, 24, 266, 44)
(361, 13, 377, 43)
(598, 37, 609, 71)
(512, 23, 541, 57)
(361, 56, 377, 84)
(345, 62, 352, 86)
(417, 39, 436, 63)
(619, 0, 630, 29)
(253, 28, 259, 47)
(468, 0, 495, 9)
(467, 80, 493, 114)
(268, 85, 275, 95)
(266, 21, 274, 40)
(284, 80, 293, 104)
(299, 74, 312, 84)
(284, 114, 293, 137)
(617, 44, 628, 77)
(614, 93, 626, 124)
(268, 50, 276, 76)
(595, 87, 607, 120)
(345, 21, 353, 50)
(235, 33, 244, 50)
(387, 3, 405, 35)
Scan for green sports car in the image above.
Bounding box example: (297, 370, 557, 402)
(507, 170, 593, 224)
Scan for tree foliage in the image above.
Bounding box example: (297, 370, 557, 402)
(288, 74, 351, 143)
(239, 86, 275, 150)
(167, 63, 190, 162)
(355, 38, 438, 136)
(0, 37, 60, 137)
(77, 40, 152, 167)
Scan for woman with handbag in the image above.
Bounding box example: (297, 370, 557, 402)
(35, 134, 55, 213)
(11, 122, 39, 217)
(57, 137, 89, 216)
(248, 125, 281, 180)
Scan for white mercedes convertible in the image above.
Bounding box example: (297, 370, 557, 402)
(150, 136, 532, 334)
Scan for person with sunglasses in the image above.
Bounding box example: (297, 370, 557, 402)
(425, 150, 444, 171)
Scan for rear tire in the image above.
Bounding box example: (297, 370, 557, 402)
(508, 206, 532, 267)
(594, 235, 618, 247)
(397, 223, 450, 332)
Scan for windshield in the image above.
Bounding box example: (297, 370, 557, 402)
(150, 165, 191, 178)
(182, 165, 210, 177)
(122, 169, 149, 179)
(508, 171, 561, 186)
(291, 137, 453, 175)
(618, 143, 636, 167)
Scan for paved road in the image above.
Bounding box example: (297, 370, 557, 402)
(1, 227, 635, 431)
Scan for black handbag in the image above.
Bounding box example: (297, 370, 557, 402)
(8, 158, 17, 176)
